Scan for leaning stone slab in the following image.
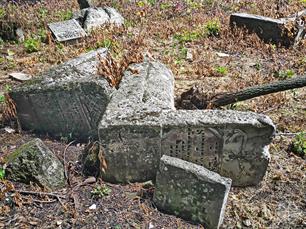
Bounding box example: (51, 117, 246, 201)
(48, 19, 87, 42)
(10, 48, 114, 140)
(5, 138, 65, 190)
(153, 155, 232, 229)
(230, 13, 295, 46)
(99, 109, 275, 186)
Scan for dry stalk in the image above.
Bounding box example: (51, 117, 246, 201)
(97, 36, 145, 89)
(3, 94, 17, 122)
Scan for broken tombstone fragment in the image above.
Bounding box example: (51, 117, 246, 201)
(76, 7, 124, 31)
(153, 155, 232, 229)
(9, 48, 114, 140)
(97, 61, 275, 186)
(5, 138, 65, 190)
(48, 19, 87, 42)
(230, 13, 298, 46)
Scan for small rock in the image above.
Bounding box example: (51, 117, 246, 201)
(186, 49, 193, 61)
(243, 219, 252, 227)
(89, 204, 97, 210)
(4, 127, 15, 134)
(216, 52, 230, 57)
(56, 220, 62, 226)
(9, 72, 32, 81)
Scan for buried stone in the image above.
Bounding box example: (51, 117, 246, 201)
(230, 13, 298, 46)
(9, 48, 114, 140)
(97, 61, 275, 186)
(153, 155, 232, 229)
(5, 138, 65, 190)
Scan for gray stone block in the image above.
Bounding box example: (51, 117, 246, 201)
(153, 155, 232, 229)
(10, 48, 114, 140)
(161, 110, 275, 186)
(99, 61, 175, 182)
(99, 109, 275, 186)
(230, 13, 294, 46)
(82, 7, 124, 31)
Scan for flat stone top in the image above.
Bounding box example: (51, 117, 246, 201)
(48, 19, 87, 42)
(13, 48, 110, 91)
(231, 13, 289, 24)
(160, 155, 232, 186)
(100, 109, 276, 132)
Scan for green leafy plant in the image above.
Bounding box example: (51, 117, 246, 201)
(0, 94, 4, 103)
(0, 7, 5, 19)
(91, 185, 111, 198)
(274, 69, 295, 79)
(204, 19, 221, 36)
(215, 66, 228, 75)
(24, 38, 40, 53)
(0, 167, 5, 180)
(291, 132, 306, 157)
(174, 30, 202, 43)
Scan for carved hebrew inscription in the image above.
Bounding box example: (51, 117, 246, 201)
(162, 127, 223, 170)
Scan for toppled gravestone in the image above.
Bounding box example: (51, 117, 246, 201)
(153, 155, 232, 229)
(230, 13, 299, 46)
(48, 19, 87, 42)
(98, 61, 276, 186)
(9, 48, 114, 140)
(5, 138, 65, 190)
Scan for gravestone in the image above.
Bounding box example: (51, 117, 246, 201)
(230, 13, 295, 46)
(153, 155, 232, 229)
(10, 48, 114, 140)
(48, 19, 87, 42)
(98, 61, 275, 186)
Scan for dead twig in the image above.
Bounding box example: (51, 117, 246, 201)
(63, 140, 76, 186)
(14, 190, 66, 199)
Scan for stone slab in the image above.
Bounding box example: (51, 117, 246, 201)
(10, 48, 114, 140)
(98, 61, 275, 185)
(230, 13, 294, 46)
(48, 19, 87, 42)
(153, 155, 232, 229)
(99, 60, 175, 182)
(99, 109, 275, 186)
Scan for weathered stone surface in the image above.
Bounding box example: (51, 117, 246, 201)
(99, 61, 175, 182)
(160, 110, 275, 186)
(99, 108, 275, 186)
(153, 155, 232, 229)
(48, 19, 87, 42)
(98, 61, 274, 185)
(10, 48, 114, 140)
(82, 7, 124, 31)
(230, 13, 294, 46)
(5, 138, 65, 190)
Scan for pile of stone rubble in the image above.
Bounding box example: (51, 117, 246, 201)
(8, 49, 276, 228)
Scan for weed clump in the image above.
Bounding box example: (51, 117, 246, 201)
(290, 132, 306, 158)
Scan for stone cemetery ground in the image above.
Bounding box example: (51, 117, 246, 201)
(0, 0, 306, 228)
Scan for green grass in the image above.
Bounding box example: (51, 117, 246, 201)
(292, 132, 306, 157)
(24, 38, 41, 53)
